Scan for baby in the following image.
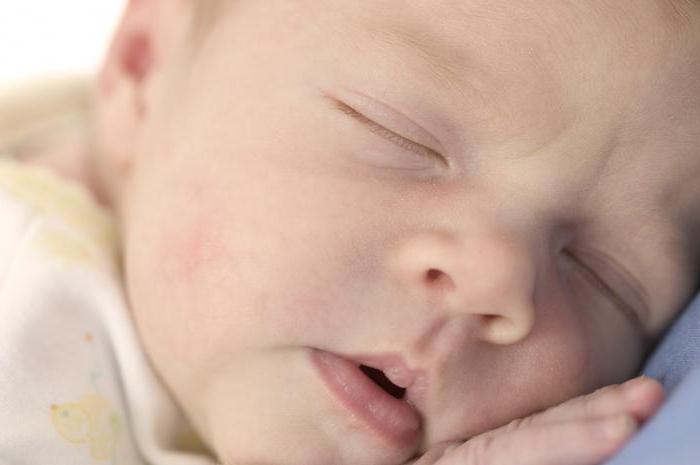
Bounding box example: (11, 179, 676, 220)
(2, 0, 700, 464)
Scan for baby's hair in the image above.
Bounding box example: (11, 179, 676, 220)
(188, 0, 229, 47)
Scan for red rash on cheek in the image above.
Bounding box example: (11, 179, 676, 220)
(172, 220, 221, 283)
(160, 184, 225, 285)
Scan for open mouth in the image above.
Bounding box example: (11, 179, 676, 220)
(359, 364, 406, 400)
(310, 349, 421, 446)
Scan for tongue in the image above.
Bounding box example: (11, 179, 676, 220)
(359, 365, 406, 400)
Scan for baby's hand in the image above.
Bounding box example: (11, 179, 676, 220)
(405, 376, 664, 465)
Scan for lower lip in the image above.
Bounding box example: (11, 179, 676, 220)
(310, 349, 421, 446)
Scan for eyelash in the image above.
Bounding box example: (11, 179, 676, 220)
(562, 249, 638, 319)
(330, 99, 448, 165)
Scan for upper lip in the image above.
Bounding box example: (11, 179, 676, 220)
(349, 353, 428, 411)
(310, 348, 427, 450)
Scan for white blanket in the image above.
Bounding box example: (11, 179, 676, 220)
(0, 157, 215, 465)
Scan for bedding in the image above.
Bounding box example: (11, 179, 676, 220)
(604, 290, 700, 465)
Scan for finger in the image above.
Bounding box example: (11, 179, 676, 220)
(405, 442, 460, 465)
(440, 414, 638, 465)
(523, 376, 664, 427)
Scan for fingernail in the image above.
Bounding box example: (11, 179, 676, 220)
(604, 414, 637, 439)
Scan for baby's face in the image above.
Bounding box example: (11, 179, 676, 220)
(114, 1, 700, 464)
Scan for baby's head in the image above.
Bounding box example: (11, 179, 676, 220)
(89, 1, 700, 464)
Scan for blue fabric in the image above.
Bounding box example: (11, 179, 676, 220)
(604, 291, 700, 465)
(643, 291, 700, 391)
(604, 365, 700, 465)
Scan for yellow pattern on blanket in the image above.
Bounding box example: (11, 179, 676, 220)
(51, 394, 122, 461)
(0, 158, 118, 268)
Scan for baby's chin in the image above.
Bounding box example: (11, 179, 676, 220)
(194, 347, 419, 465)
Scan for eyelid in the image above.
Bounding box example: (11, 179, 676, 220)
(564, 249, 651, 341)
(323, 89, 449, 167)
(329, 98, 447, 165)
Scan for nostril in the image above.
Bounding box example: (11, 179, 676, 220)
(359, 364, 406, 400)
(425, 268, 454, 291)
(426, 268, 443, 282)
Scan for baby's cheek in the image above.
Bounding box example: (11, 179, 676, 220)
(157, 184, 228, 286)
(513, 310, 595, 410)
(163, 217, 222, 284)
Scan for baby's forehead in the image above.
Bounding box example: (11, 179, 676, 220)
(344, 0, 697, 55)
(377, 0, 695, 36)
(328, 0, 699, 106)
(333, 1, 698, 138)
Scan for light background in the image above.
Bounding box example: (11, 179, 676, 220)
(0, 0, 124, 92)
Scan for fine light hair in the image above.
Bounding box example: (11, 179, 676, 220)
(188, 0, 229, 47)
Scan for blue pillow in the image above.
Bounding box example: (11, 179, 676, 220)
(605, 365, 700, 464)
(643, 291, 700, 390)
(604, 291, 700, 465)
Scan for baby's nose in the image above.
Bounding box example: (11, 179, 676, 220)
(388, 227, 537, 346)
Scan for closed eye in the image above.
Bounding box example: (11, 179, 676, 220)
(327, 98, 449, 167)
(562, 249, 649, 341)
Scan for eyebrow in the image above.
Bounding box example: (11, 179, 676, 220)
(363, 22, 492, 109)
(358, 16, 568, 148)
